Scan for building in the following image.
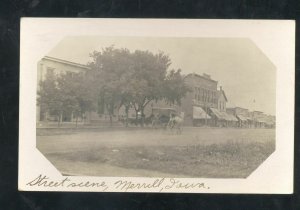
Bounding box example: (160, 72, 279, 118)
(227, 107, 252, 128)
(217, 87, 227, 112)
(37, 56, 89, 123)
(37, 56, 120, 126)
(180, 73, 218, 126)
(209, 87, 238, 127)
(250, 111, 275, 128)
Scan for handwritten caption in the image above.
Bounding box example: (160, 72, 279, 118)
(26, 174, 210, 192)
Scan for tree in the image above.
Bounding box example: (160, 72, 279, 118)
(37, 70, 64, 126)
(88, 46, 132, 126)
(38, 70, 96, 128)
(56, 72, 96, 127)
(163, 69, 191, 106)
(129, 50, 171, 126)
(88, 46, 190, 127)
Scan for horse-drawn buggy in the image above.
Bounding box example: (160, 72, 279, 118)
(151, 107, 184, 134)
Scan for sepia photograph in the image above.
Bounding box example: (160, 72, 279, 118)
(36, 36, 276, 178)
(19, 19, 294, 193)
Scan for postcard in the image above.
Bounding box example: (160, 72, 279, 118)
(19, 18, 294, 193)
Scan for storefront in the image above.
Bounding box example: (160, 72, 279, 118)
(192, 106, 211, 126)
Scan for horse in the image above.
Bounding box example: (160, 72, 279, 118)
(167, 112, 184, 134)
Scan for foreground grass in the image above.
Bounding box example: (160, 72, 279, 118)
(46, 139, 275, 178)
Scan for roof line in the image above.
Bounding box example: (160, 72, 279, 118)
(43, 56, 90, 69)
(185, 73, 218, 83)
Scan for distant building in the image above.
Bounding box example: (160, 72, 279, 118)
(226, 108, 275, 128)
(250, 111, 275, 128)
(227, 107, 252, 128)
(209, 86, 238, 127)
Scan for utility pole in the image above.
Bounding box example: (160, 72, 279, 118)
(205, 104, 207, 126)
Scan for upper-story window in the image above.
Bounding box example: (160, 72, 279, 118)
(66, 71, 76, 78)
(46, 67, 55, 75)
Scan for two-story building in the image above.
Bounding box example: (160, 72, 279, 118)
(180, 73, 218, 126)
(37, 56, 120, 126)
(37, 56, 90, 123)
(209, 86, 238, 127)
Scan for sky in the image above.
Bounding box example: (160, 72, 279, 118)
(47, 36, 276, 115)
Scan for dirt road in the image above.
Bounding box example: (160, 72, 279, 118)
(36, 128, 275, 177)
(37, 128, 275, 154)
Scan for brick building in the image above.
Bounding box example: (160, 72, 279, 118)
(180, 73, 218, 126)
(180, 73, 238, 127)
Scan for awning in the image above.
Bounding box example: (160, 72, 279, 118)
(210, 108, 226, 120)
(237, 114, 249, 122)
(264, 120, 274, 125)
(255, 118, 268, 123)
(193, 106, 211, 119)
(225, 113, 238, 121)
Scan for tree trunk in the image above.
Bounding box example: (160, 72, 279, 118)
(57, 114, 60, 127)
(125, 105, 129, 127)
(75, 115, 78, 128)
(140, 108, 145, 127)
(60, 112, 63, 127)
(57, 111, 62, 127)
(109, 115, 113, 127)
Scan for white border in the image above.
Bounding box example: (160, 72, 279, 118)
(19, 18, 295, 193)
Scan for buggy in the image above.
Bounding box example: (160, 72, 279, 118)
(151, 107, 177, 129)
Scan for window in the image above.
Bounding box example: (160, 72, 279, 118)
(66, 71, 75, 78)
(46, 67, 55, 75)
(207, 90, 209, 102)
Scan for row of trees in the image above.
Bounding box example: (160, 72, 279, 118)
(38, 46, 190, 127)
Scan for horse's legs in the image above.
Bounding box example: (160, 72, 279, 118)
(178, 126, 182, 134)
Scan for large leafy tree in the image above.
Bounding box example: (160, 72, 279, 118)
(37, 70, 96, 127)
(88, 46, 133, 126)
(56, 72, 96, 127)
(88, 47, 189, 127)
(129, 50, 171, 126)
